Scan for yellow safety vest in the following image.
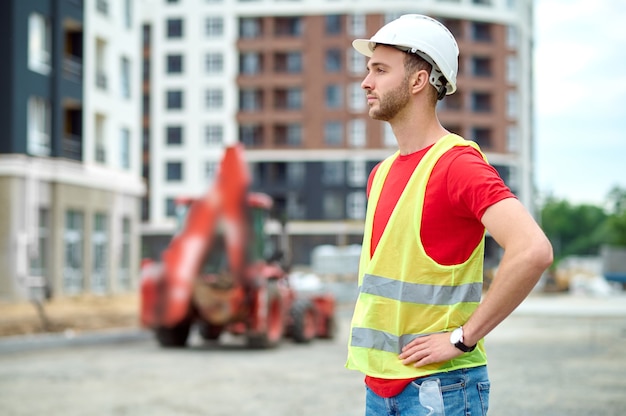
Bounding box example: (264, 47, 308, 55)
(346, 134, 488, 379)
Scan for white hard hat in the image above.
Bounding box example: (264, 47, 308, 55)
(353, 14, 459, 98)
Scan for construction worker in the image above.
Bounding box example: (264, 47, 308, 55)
(345, 14, 553, 415)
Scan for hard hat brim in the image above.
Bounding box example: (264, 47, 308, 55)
(352, 39, 374, 57)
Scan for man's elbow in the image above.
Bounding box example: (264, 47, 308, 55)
(531, 235, 554, 273)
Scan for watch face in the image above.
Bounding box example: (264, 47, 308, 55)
(450, 327, 463, 344)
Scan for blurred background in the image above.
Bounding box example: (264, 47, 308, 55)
(0, 0, 625, 331)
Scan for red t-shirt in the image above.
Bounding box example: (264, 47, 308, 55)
(364, 144, 515, 398)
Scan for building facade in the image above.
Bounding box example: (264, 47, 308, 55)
(0, 0, 144, 301)
(141, 0, 535, 267)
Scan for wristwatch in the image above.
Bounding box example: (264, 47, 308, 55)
(450, 326, 476, 353)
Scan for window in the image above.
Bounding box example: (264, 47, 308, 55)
(326, 85, 342, 109)
(471, 22, 492, 42)
(348, 49, 365, 74)
(239, 124, 263, 147)
(274, 88, 302, 110)
(324, 121, 343, 146)
(166, 161, 183, 181)
(274, 123, 302, 146)
(239, 89, 263, 111)
(473, 0, 492, 4)
(507, 91, 518, 119)
(166, 90, 183, 109)
(287, 163, 305, 185)
(92, 213, 108, 294)
(506, 56, 518, 84)
(205, 17, 224, 37)
(507, 25, 518, 48)
(348, 119, 366, 147)
(28, 13, 51, 74)
(239, 17, 262, 38)
(471, 127, 492, 149)
(347, 160, 366, 186)
(27, 97, 51, 156)
(325, 15, 342, 35)
(204, 52, 223, 74)
(286, 192, 306, 220)
(438, 90, 463, 111)
(166, 125, 183, 145)
(239, 17, 263, 39)
(325, 49, 341, 72)
(205, 88, 223, 109)
(507, 126, 519, 153)
(64, 210, 84, 294)
(166, 54, 183, 74)
(348, 82, 365, 111)
(166, 18, 184, 38)
(348, 14, 366, 36)
(204, 124, 223, 146)
(124, 0, 132, 29)
(95, 38, 107, 90)
(118, 218, 131, 290)
(274, 52, 302, 73)
(120, 128, 131, 169)
(471, 56, 492, 77)
(96, 0, 109, 15)
(95, 114, 106, 163)
(240, 52, 262, 75)
(204, 161, 218, 181)
(165, 198, 176, 217)
(347, 192, 366, 220)
(322, 161, 344, 185)
(29, 208, 50, 282)
(121, 56, 131, 98)
(275, 17, 302, 37)
(471, 92, 492, 112)
(323, 192, 344, 220)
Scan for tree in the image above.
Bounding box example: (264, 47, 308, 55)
(540, 197, 609, 264)
(606, 186, 626, 246)
(540, 186, 626, 266)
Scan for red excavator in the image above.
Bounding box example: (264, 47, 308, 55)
(140, 144, 335, 348)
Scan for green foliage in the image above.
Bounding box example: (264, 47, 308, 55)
(606, 186, 626, 246)
(540, 186, 626, 265)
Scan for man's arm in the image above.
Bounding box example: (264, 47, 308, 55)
(399, 197, 553, 366)
(461, 197, 553, 347)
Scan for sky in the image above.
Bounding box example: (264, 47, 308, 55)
(534, 0, 626, 206)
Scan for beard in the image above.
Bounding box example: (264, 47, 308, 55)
(369, 77, 411, 121)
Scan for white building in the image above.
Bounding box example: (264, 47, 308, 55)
(0, 0, 144, 301)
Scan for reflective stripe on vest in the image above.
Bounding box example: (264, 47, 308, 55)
(360, 273, 483, 306)
(351, 327, 445, 354)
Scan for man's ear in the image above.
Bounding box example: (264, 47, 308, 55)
(410, 70, 430, 94)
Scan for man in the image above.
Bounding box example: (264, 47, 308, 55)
(345, 14, 553, 415)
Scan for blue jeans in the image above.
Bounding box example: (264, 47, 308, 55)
(365, 366, 490, 416)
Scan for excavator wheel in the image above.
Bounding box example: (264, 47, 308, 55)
(246, 280, 284, 349)
(289, 298, 317, 343)
(155, 319, 192, 348)
(197, 322, 223, 341)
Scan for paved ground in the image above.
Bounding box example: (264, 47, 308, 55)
(1, 293, 626, 415)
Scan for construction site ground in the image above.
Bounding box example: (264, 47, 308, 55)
(0, 294, 140, 338)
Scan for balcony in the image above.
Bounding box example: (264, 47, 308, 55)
(63, 56, 82, 83)
(62, 135, 83, 161)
